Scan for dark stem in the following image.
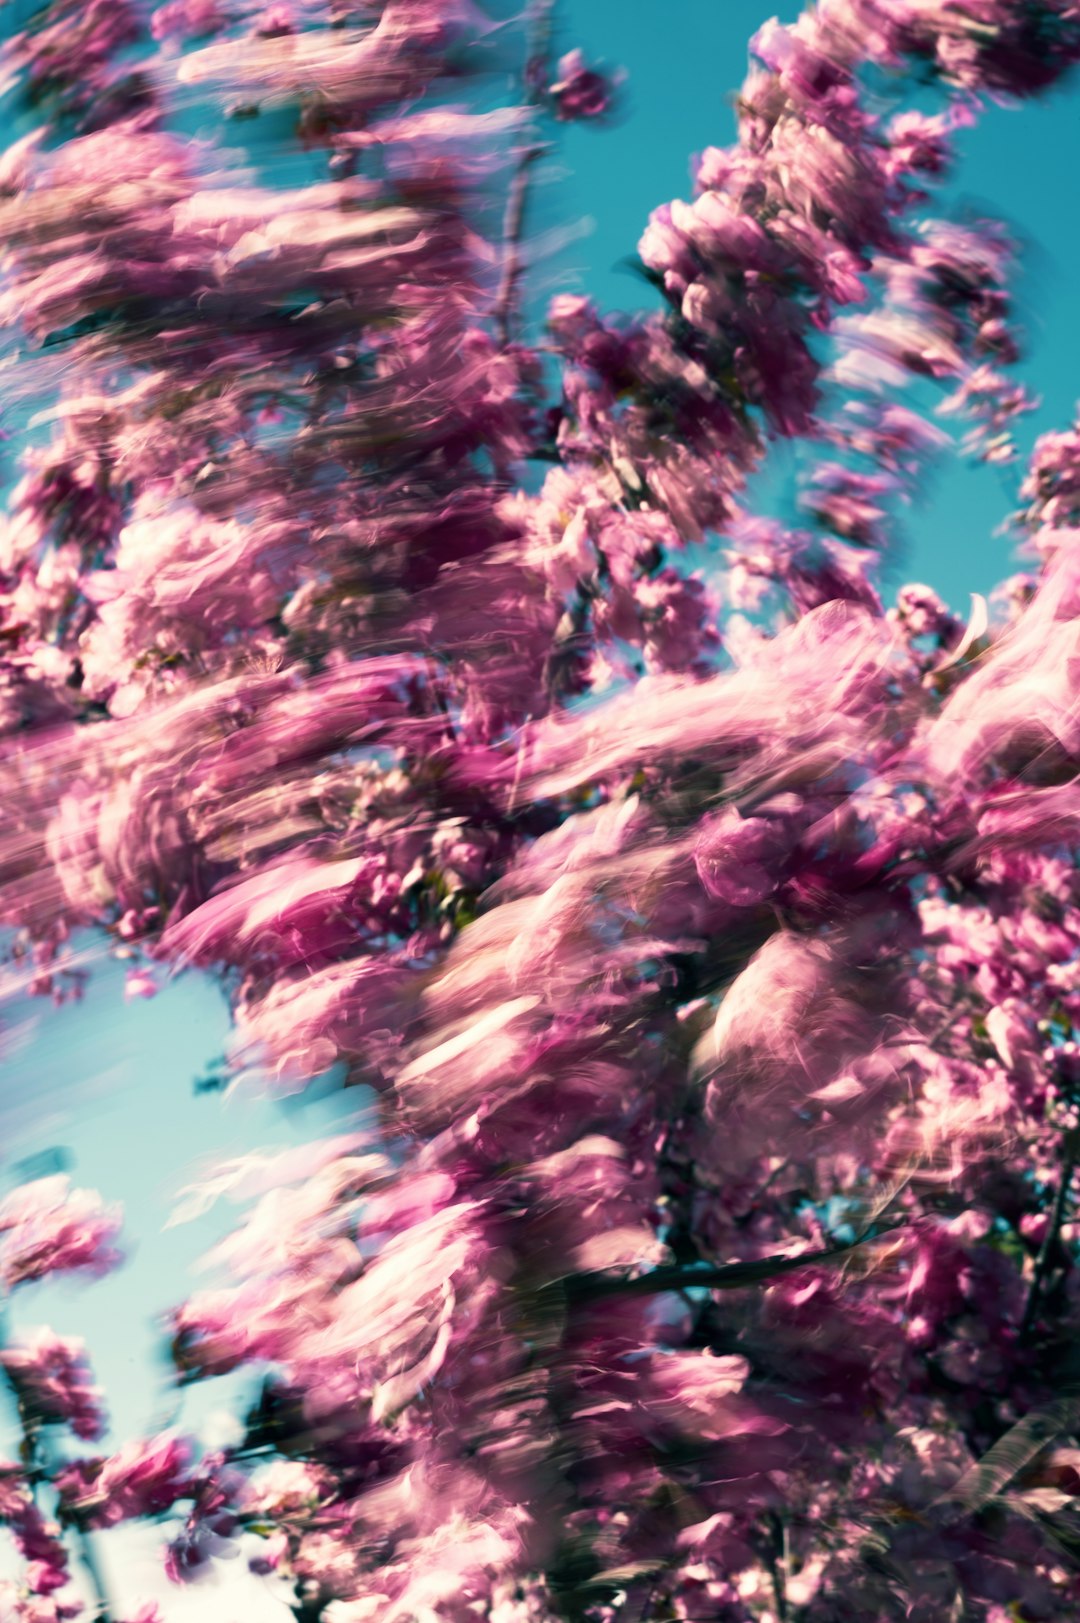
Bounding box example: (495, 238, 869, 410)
(492, 0, 555, 346)
(1020, 1125, 1080, 1341)
(766, 1510, 789, 1622)
(561, 1219, 905, 1304)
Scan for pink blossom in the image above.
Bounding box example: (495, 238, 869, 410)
(548, 50, 617, 123)
(56, 1435, 192, 1528)
(2, 0, 1080, 1617)
(0, 1178, 122, 1289)
(150, 0, 226, 41)
(0, 1328, 106, 1440)
(123, 967, 158, 1002)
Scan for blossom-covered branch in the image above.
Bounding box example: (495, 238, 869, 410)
(2, 1, 1080, 1619)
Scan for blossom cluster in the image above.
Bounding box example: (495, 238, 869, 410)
(0, 1, 1080, 1621)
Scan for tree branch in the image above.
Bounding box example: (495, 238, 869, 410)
(765, 1510, 789, 1623)
(492, 0, 555, 347)
(1021, 1125, 1080, 1341)
(560, 1219, 906, 1305)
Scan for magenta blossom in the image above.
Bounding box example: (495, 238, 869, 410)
(0, 1178, 122, 1290)
(548, 50, 618, 122)
(0, 1328, 106, 1440)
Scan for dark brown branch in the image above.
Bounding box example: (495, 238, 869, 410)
(492, 0, 555, 346)
(766, 1510, 789, 1622)
(560, 1219, 906, 1305)
(1021, 1125, 1080, 1341)
(493, 148, 545, 348)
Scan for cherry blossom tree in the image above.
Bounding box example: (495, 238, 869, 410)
(4, 1, 1080, 1619)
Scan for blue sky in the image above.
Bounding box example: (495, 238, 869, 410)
(2, 2, 1079, 1615)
